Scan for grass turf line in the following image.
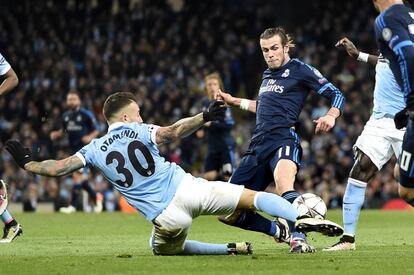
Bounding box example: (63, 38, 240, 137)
(0, 210, 413, 275)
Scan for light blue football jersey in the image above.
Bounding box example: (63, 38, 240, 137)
(372, 58, 405, 118)
(76, 122, 186, 221)
(0, 53, 11, 75)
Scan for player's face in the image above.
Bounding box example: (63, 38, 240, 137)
(260, 35, 289, 69)
(66, 94, 81, 110)
(205, 78, 220, 99)
(124, 102, 143, 123)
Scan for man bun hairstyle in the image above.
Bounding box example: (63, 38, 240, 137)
(260, 27, 295, 48)
(103, 92, 137, 121)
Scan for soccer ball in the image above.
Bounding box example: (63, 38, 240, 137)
(293, 193, 327, 219)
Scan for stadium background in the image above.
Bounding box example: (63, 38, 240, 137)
(0, 0, 402, 212)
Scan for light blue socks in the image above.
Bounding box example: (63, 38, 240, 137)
(343, 178, 367, 236)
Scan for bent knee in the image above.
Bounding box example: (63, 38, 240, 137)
(349, 156, 378, 182)
(218, 210, 243, 226)
(152, 246, 184, 256)
(150, 227, 188, 256)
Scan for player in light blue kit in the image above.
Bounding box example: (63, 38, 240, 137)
(0, 52, 22, 244)
(324, 37, 406, 251)
(5, 92, 343, 255)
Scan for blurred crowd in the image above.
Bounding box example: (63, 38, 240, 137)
(0, 0, 400, 211)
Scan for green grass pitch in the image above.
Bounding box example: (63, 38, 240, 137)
(0, 210, 413, 275)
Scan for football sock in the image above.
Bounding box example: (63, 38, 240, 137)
(343, 178, 367, 236)
(1, 210, 14, 224)
(234, 211, 277, 236)
(182, 240, 228, 255)
(70, 184, 82, 208)
(81, 181, 97, 201)
(254, 192, 299, 223)
(281, 191, 305, 239)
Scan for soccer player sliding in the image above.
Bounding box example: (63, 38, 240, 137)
(5, 92, 343, 255)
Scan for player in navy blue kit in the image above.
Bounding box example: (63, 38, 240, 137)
(219, 27, 345, 253)
(50, 90, 102, 213)
(199, 73, 236, 181)
(4, 92, 343, 255)
(372, 0, 414, 206)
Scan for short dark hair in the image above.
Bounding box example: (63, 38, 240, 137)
(67, 89, 81, 99)
(103, 92, 137, 121)
(260, 27, 295, 48)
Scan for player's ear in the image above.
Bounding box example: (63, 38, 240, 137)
(122, 114, 129, 123)
(284, 45, 289, 54)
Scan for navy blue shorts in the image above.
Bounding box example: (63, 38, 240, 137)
(230, 128, 302, 191)
(204, 148, 236, 175)
(399, 120, 414, 188)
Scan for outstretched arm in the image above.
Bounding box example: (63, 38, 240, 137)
(5, 140, 84, 177)
(335, 37, 378, 65)
(218, 90, 257, 113)
(156, 113, 205, 145)
(155, 101, 227, 145)
(24, 155, 84, 177)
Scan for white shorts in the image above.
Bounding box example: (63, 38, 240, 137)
(150, 174, 244, 255)
(354, 116, 405, 170)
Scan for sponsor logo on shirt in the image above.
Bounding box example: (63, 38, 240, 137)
(259, 79, 285, 94)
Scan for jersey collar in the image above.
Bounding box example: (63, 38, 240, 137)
(108, 122, 126, 132)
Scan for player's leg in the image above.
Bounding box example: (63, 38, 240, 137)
(271, 156, 314, 252)
(236, 188, 343, 238)
(220, 147, 236, 182)
(0, 180, 22, 243)
(200, 175, 342, 253)
(203, 152, 219, 181)
(60, 171, 82, 213)
(398, 120, 414, 207)
(268, 137, 316, 252)
(78, 169, 102, 213)
(324, 150, 381, 251)
(325, 118, 397, 251)
(217, 154, 280, 240)
(150, 175, 251, 255)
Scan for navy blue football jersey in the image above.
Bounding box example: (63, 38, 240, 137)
(375, 3, 414, 108)
(59, 107, 98, 153)
(252, 58, 345, 140)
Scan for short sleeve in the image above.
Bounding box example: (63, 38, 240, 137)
(147, 124, 160, 145)
(0, 53, 11, 75)
(75, 142, 95, 167)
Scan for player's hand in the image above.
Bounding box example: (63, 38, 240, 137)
(394, 108, 409, 129)
(314, 115, 336, 134)
(217, 89, 235, 106)
(4, 140, 33, 169)
(213, 90, 224, 101)
(203, 101, 227, 122)
(335, 37, 359, 59)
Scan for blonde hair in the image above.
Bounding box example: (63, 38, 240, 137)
(204, 72, 225, 91)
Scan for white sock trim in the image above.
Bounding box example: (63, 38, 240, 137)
(253, 192, 261, 210)
(348, 178, 367, 188)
